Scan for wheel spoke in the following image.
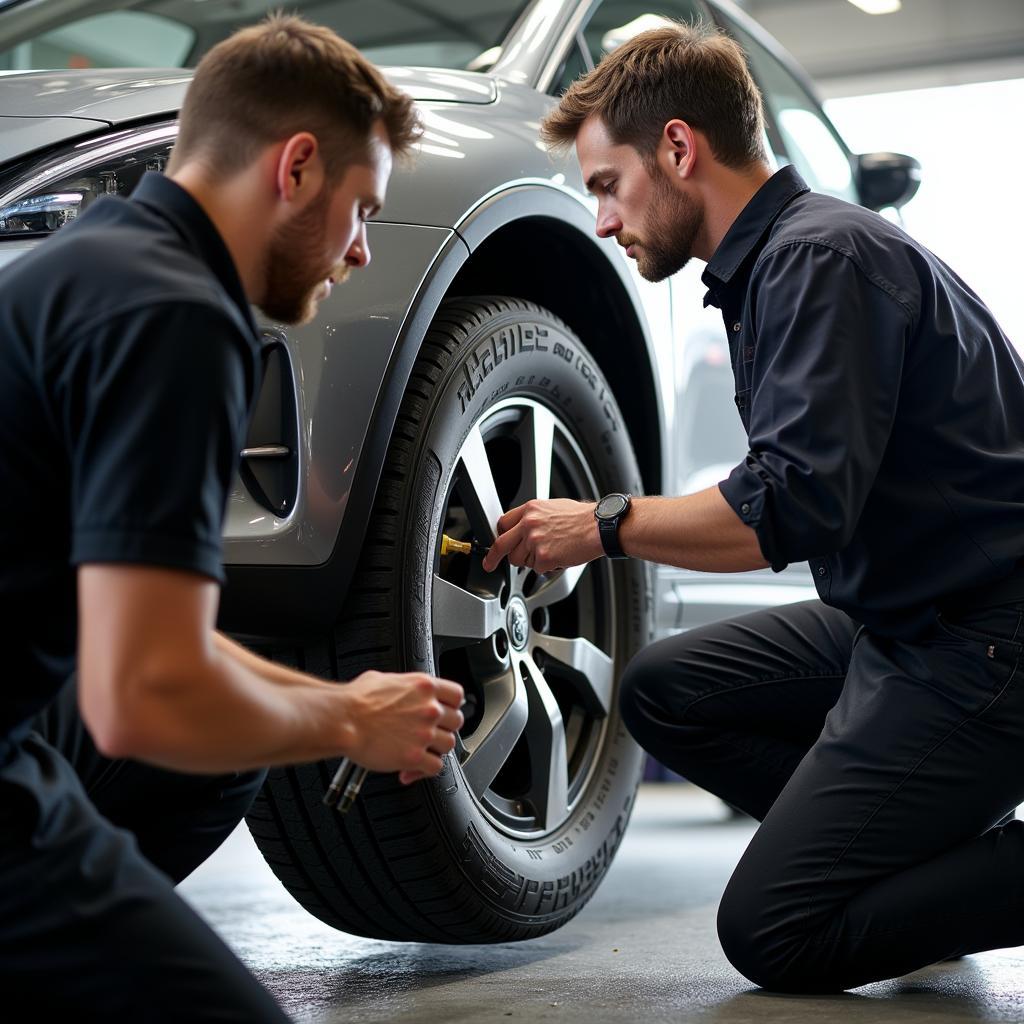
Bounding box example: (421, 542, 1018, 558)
(532, 634, 614, 717)
(460, 668, 528, 797)
(525, 563, 588, 611)
(458, 425, 504, 542)
(518, 653, 569, 831)
(432, 575, 503, 646)
(518, 403, 555, 503)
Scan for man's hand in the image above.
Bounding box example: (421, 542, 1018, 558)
(342, 671, 465, 785)
(481, 498, 604, 574)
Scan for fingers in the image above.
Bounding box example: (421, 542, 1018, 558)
(436, 704, 463, 732)
(495, 503, 528, 536)
(434, 678, 464, 709)
(430, 726, 457, 755)
(482, 521, 526, 572)
(411, 749, 444, 777)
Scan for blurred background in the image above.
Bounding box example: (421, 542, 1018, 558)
(745, 0, 1024, 353)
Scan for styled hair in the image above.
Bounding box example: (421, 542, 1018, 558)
(541, 21, 766, 170)
(171, 14, 420, 180)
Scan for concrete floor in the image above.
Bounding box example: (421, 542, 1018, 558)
(180, 784, 1024, 1023)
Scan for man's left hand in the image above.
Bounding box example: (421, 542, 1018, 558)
(481, 498, 604, 574)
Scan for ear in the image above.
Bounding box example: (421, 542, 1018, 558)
(273, 132, 324, 202)
(662, 119, 697, 180)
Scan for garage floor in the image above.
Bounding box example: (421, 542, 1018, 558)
(180, 784, 1024, 1023)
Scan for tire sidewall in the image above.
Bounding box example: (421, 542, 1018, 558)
(401, 300, 651, 925)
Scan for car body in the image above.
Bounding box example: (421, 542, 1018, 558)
(0, 0, 920, 941)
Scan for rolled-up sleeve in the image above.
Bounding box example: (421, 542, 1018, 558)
(718, 241, 912, 571)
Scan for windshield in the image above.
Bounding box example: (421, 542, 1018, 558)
(0, 0, 530, 74)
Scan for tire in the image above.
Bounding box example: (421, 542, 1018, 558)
(246, 297, 652, 943)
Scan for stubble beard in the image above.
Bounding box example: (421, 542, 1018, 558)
(631, 173, 704, 283)
(259, 187, 350, 326)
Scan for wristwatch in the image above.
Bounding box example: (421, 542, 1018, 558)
(594, 492, 632, 559)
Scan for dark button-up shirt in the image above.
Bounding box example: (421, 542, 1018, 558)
(0, 173, 260, 738)
(709, 165, 1024, 639)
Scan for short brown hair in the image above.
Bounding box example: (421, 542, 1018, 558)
(541, 21, 766, 170)
(171, 14, 420, 180)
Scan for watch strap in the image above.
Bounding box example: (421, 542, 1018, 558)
(598, 516, 627, 559)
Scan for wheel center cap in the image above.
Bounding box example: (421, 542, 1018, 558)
(507, 597, 530, 651)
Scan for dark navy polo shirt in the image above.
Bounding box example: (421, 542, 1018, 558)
(709, 164, 1024, 639)
(0, 173, 260, 738)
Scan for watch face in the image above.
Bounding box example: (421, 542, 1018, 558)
(597, 493, 629, 520)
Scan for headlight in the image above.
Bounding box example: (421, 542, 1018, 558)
(0, 122, 176, 238)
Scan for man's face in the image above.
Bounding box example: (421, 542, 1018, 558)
(576, 116, 703, 283)
(260, 122, 393, 325)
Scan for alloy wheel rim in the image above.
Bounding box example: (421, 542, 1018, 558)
(430, 397, 616, 838)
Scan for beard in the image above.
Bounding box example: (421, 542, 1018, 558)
(259, 187, 350, 326)
(621, 172, 704, 283)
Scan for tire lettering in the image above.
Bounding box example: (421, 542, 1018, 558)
(457, 325, 551, 413)
(460, 814, 627, 914)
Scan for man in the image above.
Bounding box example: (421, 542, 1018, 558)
(0, 16, 464, 1021)
(482, 22, 1024, 993)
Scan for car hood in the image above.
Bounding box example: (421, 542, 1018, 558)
(0, 66, 496, 122)
(0, 112, 105, 160)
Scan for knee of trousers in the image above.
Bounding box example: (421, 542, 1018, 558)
(716, 867, 835, 994)
(618, 642, 699, 750)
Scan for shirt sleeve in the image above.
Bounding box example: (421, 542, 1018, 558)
(718, 241, 913, 571)
(52, 301, 255, 583)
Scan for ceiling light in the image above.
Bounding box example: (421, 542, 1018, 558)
(847, 0, 902, 13)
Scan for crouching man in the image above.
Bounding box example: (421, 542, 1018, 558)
(0, 16, 462, 1021)
(483, 22, 1024, 994)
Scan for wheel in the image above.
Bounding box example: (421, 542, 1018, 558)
(246, 296, 652, 942)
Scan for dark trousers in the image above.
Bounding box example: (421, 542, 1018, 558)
(620, 598, 1024, 993)
(0, 678, 288, 1022)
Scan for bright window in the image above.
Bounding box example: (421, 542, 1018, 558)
(827, 78, 1024, 355)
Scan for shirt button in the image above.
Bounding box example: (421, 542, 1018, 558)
(740, 502, 751, 516)
(732, 321, 742, 332)
(817, 566, 827, 577)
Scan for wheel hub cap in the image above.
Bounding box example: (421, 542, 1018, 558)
(507, 596, 530, 651)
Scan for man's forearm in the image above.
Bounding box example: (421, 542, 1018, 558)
(620, 486, 768, 572)
(109, 649, 354, 773)
(214, 631, 341, 691)
(484, 484, 769, 575)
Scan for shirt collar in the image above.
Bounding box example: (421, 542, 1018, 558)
(130, 172, 258, 337)
(701, 164, 810, 308)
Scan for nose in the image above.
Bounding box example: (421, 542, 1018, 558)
(595, 204, 622, 240)
(346, 224, 371, 268)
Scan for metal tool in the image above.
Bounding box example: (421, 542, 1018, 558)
(440, 533, 490, 557)
(323, 757, 368, 814)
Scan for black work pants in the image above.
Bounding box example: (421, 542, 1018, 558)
(620, 598, 1024, 993)
(0, 678, 288, 1022)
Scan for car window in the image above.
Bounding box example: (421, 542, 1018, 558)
(552, 36, 591, 96)
(0, 0, 530, 73)
(580, 1, 708, 66)
(715, 13, 857, 203)
(0, 11, 194, 71)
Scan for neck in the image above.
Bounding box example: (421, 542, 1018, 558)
(694, 161, 774, 263)
(168, 164, 269, 302)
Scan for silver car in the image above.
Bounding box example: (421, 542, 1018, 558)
(0, 0, 919, 942)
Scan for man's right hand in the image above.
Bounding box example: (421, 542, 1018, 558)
(78, 564, 465, 776)
(341, 670, 464, 784)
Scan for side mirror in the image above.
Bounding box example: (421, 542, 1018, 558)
(856, 151, 922, 212)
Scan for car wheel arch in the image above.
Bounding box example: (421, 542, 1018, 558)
(221, 185, 664, 638)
